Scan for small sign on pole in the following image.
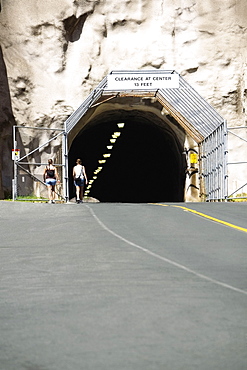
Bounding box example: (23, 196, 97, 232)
(190, 152, 198, 164)
(12, 149, 20, 161)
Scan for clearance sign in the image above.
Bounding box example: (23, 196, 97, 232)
(107, 73, 179, 90)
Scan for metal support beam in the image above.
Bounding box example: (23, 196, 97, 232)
(13, 125, 66, 202)
(62, 130, 69, 202)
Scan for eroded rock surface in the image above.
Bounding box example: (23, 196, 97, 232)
(0, 0, 246, 198)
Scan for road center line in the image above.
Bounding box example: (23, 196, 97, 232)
(153, 203, 247, 234)
(87, 205, 247, 296)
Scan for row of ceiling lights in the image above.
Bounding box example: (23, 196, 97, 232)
(84, 122, 125, 198)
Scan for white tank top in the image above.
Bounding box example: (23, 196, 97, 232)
(75, 164, 84, 178)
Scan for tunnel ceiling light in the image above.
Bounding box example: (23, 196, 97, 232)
(85, 124, 125, 200)
(94, 167, 102, 173)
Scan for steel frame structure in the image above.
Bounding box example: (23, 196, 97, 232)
(226, 126, 247, 200)
(12, 125, 69, 202)
(13, 70, 232, 202)
(199, 122, 228, 201)
(65, 70, 228, 201)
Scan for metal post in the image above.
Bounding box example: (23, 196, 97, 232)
(223, 119, 228, 201)
(62, 128, 69, 202)
(12, 126, 17, 201)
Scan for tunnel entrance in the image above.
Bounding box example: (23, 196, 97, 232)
(68, 109, 186, 203)
(65, 70, 227, 202)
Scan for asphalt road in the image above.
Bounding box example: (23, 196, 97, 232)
(0, 201, 246, 370)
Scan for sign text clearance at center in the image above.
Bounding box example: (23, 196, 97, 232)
(107, 73, 179, 90)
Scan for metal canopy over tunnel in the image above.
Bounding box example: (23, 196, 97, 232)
(64, 70, 227, 202)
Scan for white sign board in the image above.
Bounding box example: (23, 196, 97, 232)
(107, 73, 179, 90)
(12, 149, 20, 161)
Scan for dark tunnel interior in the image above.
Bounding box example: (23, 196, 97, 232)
(68, 113, 186, 203)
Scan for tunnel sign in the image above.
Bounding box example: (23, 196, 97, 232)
(107, 73, 179, 90)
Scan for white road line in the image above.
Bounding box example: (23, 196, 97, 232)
(87, 205, 247, 296)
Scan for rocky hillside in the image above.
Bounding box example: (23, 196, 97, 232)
(0, 0, 246, 198)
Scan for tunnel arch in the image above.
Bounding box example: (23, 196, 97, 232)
(68, 102, 187, 202)
(64, 70, 227, 202)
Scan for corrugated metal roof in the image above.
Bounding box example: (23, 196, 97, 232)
(65, 76, 107, 134)
(158, 74, 224, 139)
(65, 70, 225, 143)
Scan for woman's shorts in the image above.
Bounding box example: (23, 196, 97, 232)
(46, 178, 57, 186)
(74, 178, 85, 187)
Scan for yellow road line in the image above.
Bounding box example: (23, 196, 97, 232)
(153, 203, 247, 233)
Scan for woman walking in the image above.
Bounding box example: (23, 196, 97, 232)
(43, 159, 59, 203)
(73, 158, 88, 203)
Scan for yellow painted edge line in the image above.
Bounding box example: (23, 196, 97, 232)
(152, 203, 247, 233)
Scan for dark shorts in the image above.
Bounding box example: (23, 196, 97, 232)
(74, 178, 85, 187)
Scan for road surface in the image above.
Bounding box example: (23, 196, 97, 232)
(0, 201, 246, 370)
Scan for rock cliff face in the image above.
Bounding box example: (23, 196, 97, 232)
(0, 45, 15, 198)
(0, 0, 246, 199)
